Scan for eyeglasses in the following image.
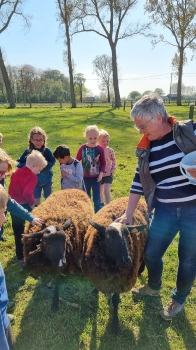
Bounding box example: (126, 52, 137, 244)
(32, 139, 44, 142)
(0, 171, 6, 176)
(134, 118, 154, 131)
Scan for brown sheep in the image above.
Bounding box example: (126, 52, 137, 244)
(82, 197, 148, 333)
(23, 189, 94, 310)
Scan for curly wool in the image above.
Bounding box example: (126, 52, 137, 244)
(23, 189, 94, 272)
(82, 197, 148, 294)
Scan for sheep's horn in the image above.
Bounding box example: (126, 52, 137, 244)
(23, 231, 44, 239)
(126, 224, 147, 233)
(89, 219, 105, 235)
(63, 217, 72, 230)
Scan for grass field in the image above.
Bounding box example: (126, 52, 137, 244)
(0, 105, 196, 350)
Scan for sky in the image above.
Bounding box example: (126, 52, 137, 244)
(1, 0, 196, 98)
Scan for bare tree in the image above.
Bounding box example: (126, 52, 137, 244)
(145, 0, 196, 106)
(0, 49, 15, 107)
(0, 0, 30, 107)
(71, 0, 151, 108)
(56, 0, 83, 108)
(92, 55, 113, 103)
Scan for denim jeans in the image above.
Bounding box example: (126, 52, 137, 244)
(145, 202, 196, 304)
(34, 182, 52, 199)
(83, 177, 100, 213)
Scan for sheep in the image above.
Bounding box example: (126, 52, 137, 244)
(23, 189, 94, 311)
(81, 196, 148, 333)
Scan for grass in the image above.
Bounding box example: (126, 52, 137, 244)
(0, 105, 196, 350)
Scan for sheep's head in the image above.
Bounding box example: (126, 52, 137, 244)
(24, 218, 72, 269)
(89, 220, 147, 269)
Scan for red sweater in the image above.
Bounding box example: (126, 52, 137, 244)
(8, 166, 38, 206)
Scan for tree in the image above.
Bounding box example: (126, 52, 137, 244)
(74, 73, 86, 103)
(92, 55, 113, 103)
(0, 49, 15, 107)
(154, 87, 165, 96)
(72, 0, 151, 108)
(128, 91, 141, 100)
(56, 0, 83, 108)
(145, 0, 196, 106)
(0, 0, 30, 107)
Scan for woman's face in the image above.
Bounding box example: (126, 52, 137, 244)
(134, 115, 163, 141)
(0, 161, 8, 181)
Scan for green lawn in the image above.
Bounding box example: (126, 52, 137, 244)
(1, 105, 196, 350)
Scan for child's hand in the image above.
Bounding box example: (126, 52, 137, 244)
(97, 172, 103, 182)
(61, 170, 68, 178)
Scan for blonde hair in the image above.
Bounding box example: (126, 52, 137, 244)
(26, 150, 47, 169)
(28, 126, 47, 153)
(83, 125, 99, 138)
(0, 184, 8, 210)
(98, 129, 110, 141)
(0, 133, 3, 138)
(0, 149, 16, 174)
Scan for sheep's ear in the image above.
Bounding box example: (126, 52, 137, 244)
(63, 217, 72, 230)
(23, 231, 44, 239)
(126, 224, 147, 233)
(89, 219, 105, 235)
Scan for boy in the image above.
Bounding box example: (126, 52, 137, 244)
(0, 185, 15, 350)
(53, 145, 84, 190)
(8, 150, 47, 269)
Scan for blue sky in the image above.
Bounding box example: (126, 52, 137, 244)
(1, 0, 196, 97)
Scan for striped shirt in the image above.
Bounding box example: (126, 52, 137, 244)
(131, 128, 196, 206)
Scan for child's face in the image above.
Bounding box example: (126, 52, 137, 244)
(31, 134, 45, 148)
(30, 164, 44, 175)
(0, 207, 6, 229)
(86, 130, 99, 147)
(0, 137, 3, 146)
(56, 156, 69, 165)
(99, 136, 110, 149)
(0, 161, 8, 181)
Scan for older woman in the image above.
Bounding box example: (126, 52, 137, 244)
(116, 94, 196, 320)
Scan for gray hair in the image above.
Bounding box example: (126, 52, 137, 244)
(130, 94, 168, 123)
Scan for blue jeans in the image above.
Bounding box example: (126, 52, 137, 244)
(145, 202, 196, 304)
(34, 182, 52, 199)
(84, 177, 100, 213)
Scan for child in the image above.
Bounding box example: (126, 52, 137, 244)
(8, 150, 47, 269)
(98, 129, 116, 205)
(53, 145, 84, 190)
(0, 185, 15, 350)
(76, 125, 105, 212)
(17, 126, 56, 206)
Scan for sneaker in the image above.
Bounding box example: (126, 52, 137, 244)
(7, 301, 15, 313)
(160, 299, 185, 320)
(132, 284, 160, 296)
(7, 314, 15, 326)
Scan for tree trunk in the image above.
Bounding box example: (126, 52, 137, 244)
(0, 49, 15, 108)
(65, 12, 76, 108)
(177, 47, 184, 106)
(107, 84, 110, 103)
(110, 43, 121, 108)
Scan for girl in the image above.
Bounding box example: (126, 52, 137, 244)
(76, 125, 105, 212)
(17, 126, 55, 206)
(98, 129, 116, 205)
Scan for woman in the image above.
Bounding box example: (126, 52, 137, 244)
(116, 94, 196, 320)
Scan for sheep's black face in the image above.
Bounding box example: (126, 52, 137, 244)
(42, 226, 67, 269)
(104, 225, 132, 269)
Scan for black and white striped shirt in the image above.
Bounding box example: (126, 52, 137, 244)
(131, 128, 196, 206)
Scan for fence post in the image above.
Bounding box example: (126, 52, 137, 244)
(189, 105, 194, 119)
(123, 100, 126, 111)
(130, 100, 133, 109)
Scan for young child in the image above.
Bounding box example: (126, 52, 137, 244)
(8, 150, 47, 269)
(17, 126, 56, 206)
(0, 185, 15, 350)
(76, 125, 105, 212)
(53, 145, 84, 190)
(98, 129, 116, 205)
